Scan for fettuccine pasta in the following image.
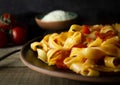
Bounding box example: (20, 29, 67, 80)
(30, 23, 120, 76)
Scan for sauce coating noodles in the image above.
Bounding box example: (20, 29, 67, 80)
(30, 24, 120, 76)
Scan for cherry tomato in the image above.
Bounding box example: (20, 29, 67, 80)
(0, 31, 8, 47)
(0, 13, 16, 30)
(11, 27, 27, 45)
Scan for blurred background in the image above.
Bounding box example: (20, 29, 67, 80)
(0, 0, 120, 40)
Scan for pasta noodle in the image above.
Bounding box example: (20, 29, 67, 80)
(80, 68, 99, 76)
(63, 32, 82, 49)
(104, 56, 120, 68)
(30, 24, 120, 76)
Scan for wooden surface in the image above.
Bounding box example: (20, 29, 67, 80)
(0, 46, 116, 85)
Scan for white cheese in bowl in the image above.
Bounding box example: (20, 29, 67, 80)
(41, 10, 78, 22)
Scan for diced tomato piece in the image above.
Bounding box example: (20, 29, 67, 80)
(55, 50, 70, 69)
(56, 58, 68, 69)
(82, 25, 90, 34)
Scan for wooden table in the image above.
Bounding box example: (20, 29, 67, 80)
(0, 46, 116, 85)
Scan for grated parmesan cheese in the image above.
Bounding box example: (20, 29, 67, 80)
(41, 10, 77, 22)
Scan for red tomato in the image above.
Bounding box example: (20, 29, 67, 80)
(0, 31, 8, 47)
(11, 27, 27, 45)
(0, 13, 16, 30)
(55, 50, 70, 69)
(82, 25, 90, 34)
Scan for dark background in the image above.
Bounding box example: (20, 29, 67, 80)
(0, 0, 120, 39)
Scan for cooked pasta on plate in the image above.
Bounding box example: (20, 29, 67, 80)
(30, 23, 120, 76)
